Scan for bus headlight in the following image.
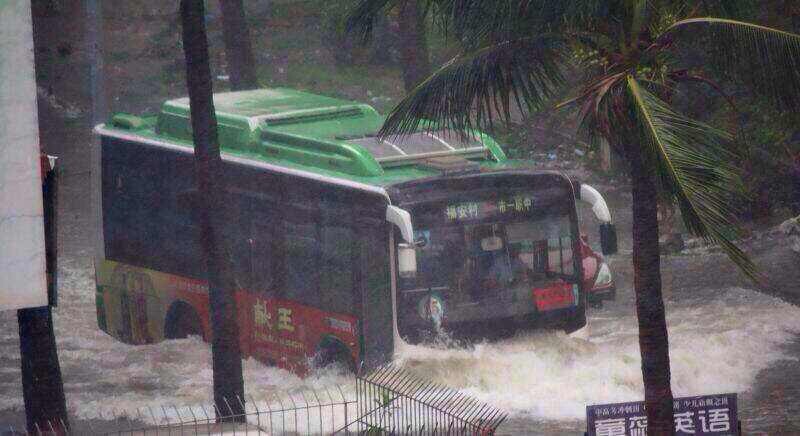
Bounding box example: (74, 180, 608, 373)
(594, 262, 613, 287)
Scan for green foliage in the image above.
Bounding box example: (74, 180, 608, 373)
(367, 0, 800, 280)
(624, 77, 756, 277)
(729, 98, 800, 219)
(381, 36, 567, 137)
(667, 18, 800, 108)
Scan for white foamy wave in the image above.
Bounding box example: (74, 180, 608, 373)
(63, 338, 356, 431)
(57, 335, 355, 422)
(4, 250, 799, 431)
(394, 287, 800, 420)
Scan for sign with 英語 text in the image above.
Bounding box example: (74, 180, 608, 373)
(0, 0, 48, 311)
(587, 393, 738, 436)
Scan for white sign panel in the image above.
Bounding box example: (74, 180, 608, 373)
(0, 0, 48, 310)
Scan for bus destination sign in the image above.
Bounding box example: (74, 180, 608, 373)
(586, 393, 739, 436)
(445, 194, 534, 222)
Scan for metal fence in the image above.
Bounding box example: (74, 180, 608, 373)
(6, 366, 506, 435)
(347, 364, 507, 435)
(6, 386, 355, 436)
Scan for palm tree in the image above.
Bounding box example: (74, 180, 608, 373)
(219, 0, 259, 90)
(180, 0, 245, 421)
(398, 0, 432, 91)
(350, 1, 800, 433)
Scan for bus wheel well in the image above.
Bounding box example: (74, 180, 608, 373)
(164, 301, 203, 340)
(313, 337, 355, 373)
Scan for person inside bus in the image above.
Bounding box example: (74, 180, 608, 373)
(522, 241, 551, 284)
(474, 225, 534, 296)
(509, 247, 534, 285)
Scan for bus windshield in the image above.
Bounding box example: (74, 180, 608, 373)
(396, 191, 579, 343)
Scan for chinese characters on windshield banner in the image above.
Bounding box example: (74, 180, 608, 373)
(445, 195, 534, 222)
(586, 393, 738, 436)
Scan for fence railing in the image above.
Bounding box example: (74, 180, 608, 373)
(346, 364, 507, 435)
(6, 366, 506, 435)
(6, 385, 355, 436)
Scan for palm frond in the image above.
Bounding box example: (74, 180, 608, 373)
(624, 76, 758, 279)
(566, 71, 629, 145)
(665, 18, 800, 109)
(667, 71, 740, 134)
(349, 0, 609, 51)
(378, 36, 568, 139)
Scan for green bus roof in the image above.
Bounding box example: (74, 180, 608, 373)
(102, 88, 517, 188)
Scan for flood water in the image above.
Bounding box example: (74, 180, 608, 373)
(5, 3, 800, 434)
(1, 153, 800, 434)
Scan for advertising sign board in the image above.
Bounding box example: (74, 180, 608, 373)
(587, 393, 739, 436)
(0, 0, 48, 311)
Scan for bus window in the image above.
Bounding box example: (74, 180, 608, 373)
(506, 218, 574, 277)
(284, 220, 321, 307)
(250, 221, 278, 294)
(547, 236, 574, 275)
(319, 225, 357, 315)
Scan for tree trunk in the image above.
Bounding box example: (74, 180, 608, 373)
(180, 0, 245, 421)
(625, 145, 675, 435)
(219, 0, 259, 91)
(18, 306, 68, 434)
(398, 0, 430, 92)
(599, 137, 612, 172)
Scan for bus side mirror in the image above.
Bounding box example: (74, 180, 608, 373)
(386, 205, 418, 278)
(398, 243, 417, 279)
(600, 223, 618, 255)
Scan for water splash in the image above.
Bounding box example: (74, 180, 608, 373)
(2, 253, 799, 429)
(394, 287, 800, 420)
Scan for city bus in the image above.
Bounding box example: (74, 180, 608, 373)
(93, 88, 616, 373)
